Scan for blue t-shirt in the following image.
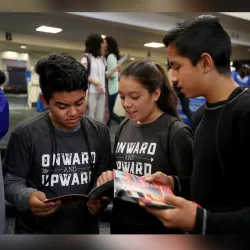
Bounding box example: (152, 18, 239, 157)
(232, 71, 250, 87)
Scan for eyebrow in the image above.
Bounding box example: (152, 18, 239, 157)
(56, 96, 85, 105)
(118, 91, 141, 94)
(170, 61, 179, 66)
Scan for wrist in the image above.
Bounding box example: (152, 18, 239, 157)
(168, 176, 175, 192)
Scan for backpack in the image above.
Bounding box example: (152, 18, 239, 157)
(0, 89, 9, 141)
(113, 116, 193, 175)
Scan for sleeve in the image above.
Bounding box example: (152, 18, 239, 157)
(3, 131, 36, 211)
(81, 56, 88, 65)
(170, 127, 193, 199)
(194, 207, 250, 234)
(107, 54, 117, 79)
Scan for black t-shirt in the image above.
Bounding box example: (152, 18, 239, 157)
(190, 87, 250, 234)
(3, 112, 111, 234)
(111, 113, 193, 233)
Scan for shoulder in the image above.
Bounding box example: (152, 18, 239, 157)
(155, 114, 193, 139)
(107, 54, 116, 60)
(230, 88, 250, 117)
(115, 118, 130, 136)
(82, 115, 110, 138)
(193, 104, 206, 131)
(13, 112, 47, 136)
(169, 117, 194, 140)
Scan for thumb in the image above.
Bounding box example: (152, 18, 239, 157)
(164, 194, 184, 208)
(35, 191, 47, 202)
(144, 172, 162, 182)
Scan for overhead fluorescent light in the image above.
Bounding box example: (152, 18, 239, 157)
(21, 45, 26, 49)
(101, 34, 106, 39)
(144, 42, 164, 48)
(36, 25, 62, 34)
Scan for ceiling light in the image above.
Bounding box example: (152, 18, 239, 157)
(101, 35, 106, 39)
(144, 42, 164, 48)
(130, 57, 135, 61)
(36, 25, 62, 34)
(21, 45, 26, 49)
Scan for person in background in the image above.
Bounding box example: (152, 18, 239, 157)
(232, 63, 250, 87)
(141, 15, 250, 235)
(104, 36, 122, 128)
(3, 54, 111, 234)
(167, 62, 194, 128)
(0, 69, 9, 234)
(81, 34, 108, 123)
(97, 60, 193, 234)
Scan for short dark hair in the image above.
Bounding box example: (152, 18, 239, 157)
(35, 53, 88, 103)
(85, 34, 103, 58)
(163, 15, 232, 75)
(105, 36, 120, 60)
(120, 60, 179, 119)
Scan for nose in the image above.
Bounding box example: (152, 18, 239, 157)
(122, 97, 132, 109)
(67, 106, 78, 117)
(171, 75, 178, 85)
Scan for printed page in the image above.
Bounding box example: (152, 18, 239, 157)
(117, 53, 130, 65)
(113, 170, 175, 209)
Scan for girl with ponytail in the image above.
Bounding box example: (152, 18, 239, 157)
(97, 59, 194, 234)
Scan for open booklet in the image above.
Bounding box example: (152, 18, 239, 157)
(45, 170, 174, 209)
(114, 170, 175, 209)
(117, 53, 130, 65)
(44, 179, 114, 204)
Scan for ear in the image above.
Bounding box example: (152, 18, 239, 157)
(200, 53, 213, 73)
(40, 94, 49, 108)
(153, 88, 161, 101)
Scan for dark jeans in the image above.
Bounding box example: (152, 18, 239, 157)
(107, 93, 122, 128)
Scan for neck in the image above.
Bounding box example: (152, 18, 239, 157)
(137, 107, 164, 124)
(49, 112, 79, 132)
(203, 75, 239, 103)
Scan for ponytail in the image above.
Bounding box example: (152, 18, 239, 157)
(155, 64, 180, 119)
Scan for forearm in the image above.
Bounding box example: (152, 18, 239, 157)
(88, 76, 101, 87)
(106, 68, 116, 79)
(4, 173, 36, 211)
(194, 207, 250, 234)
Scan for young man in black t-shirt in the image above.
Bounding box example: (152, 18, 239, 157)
(3, 54, 111, 234)
(142, 15, 250, 235)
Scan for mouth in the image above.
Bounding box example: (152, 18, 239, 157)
(126, 111, 137, 118)
(67, 117, 80, 124)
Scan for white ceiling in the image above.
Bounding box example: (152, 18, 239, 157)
(220, 12, 250, 21)
(0, 12, 249, 64)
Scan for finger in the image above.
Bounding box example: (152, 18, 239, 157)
(102, 173, 108, 184)
(34, 205, 60, 217)
(97, 176, 103, 187)
(143, 172, 163, 182)
(142, 174, 151, 179)
(33, 206, 57, 213)
(101, 196, 109, 201)
(163, 194, 184, 208)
